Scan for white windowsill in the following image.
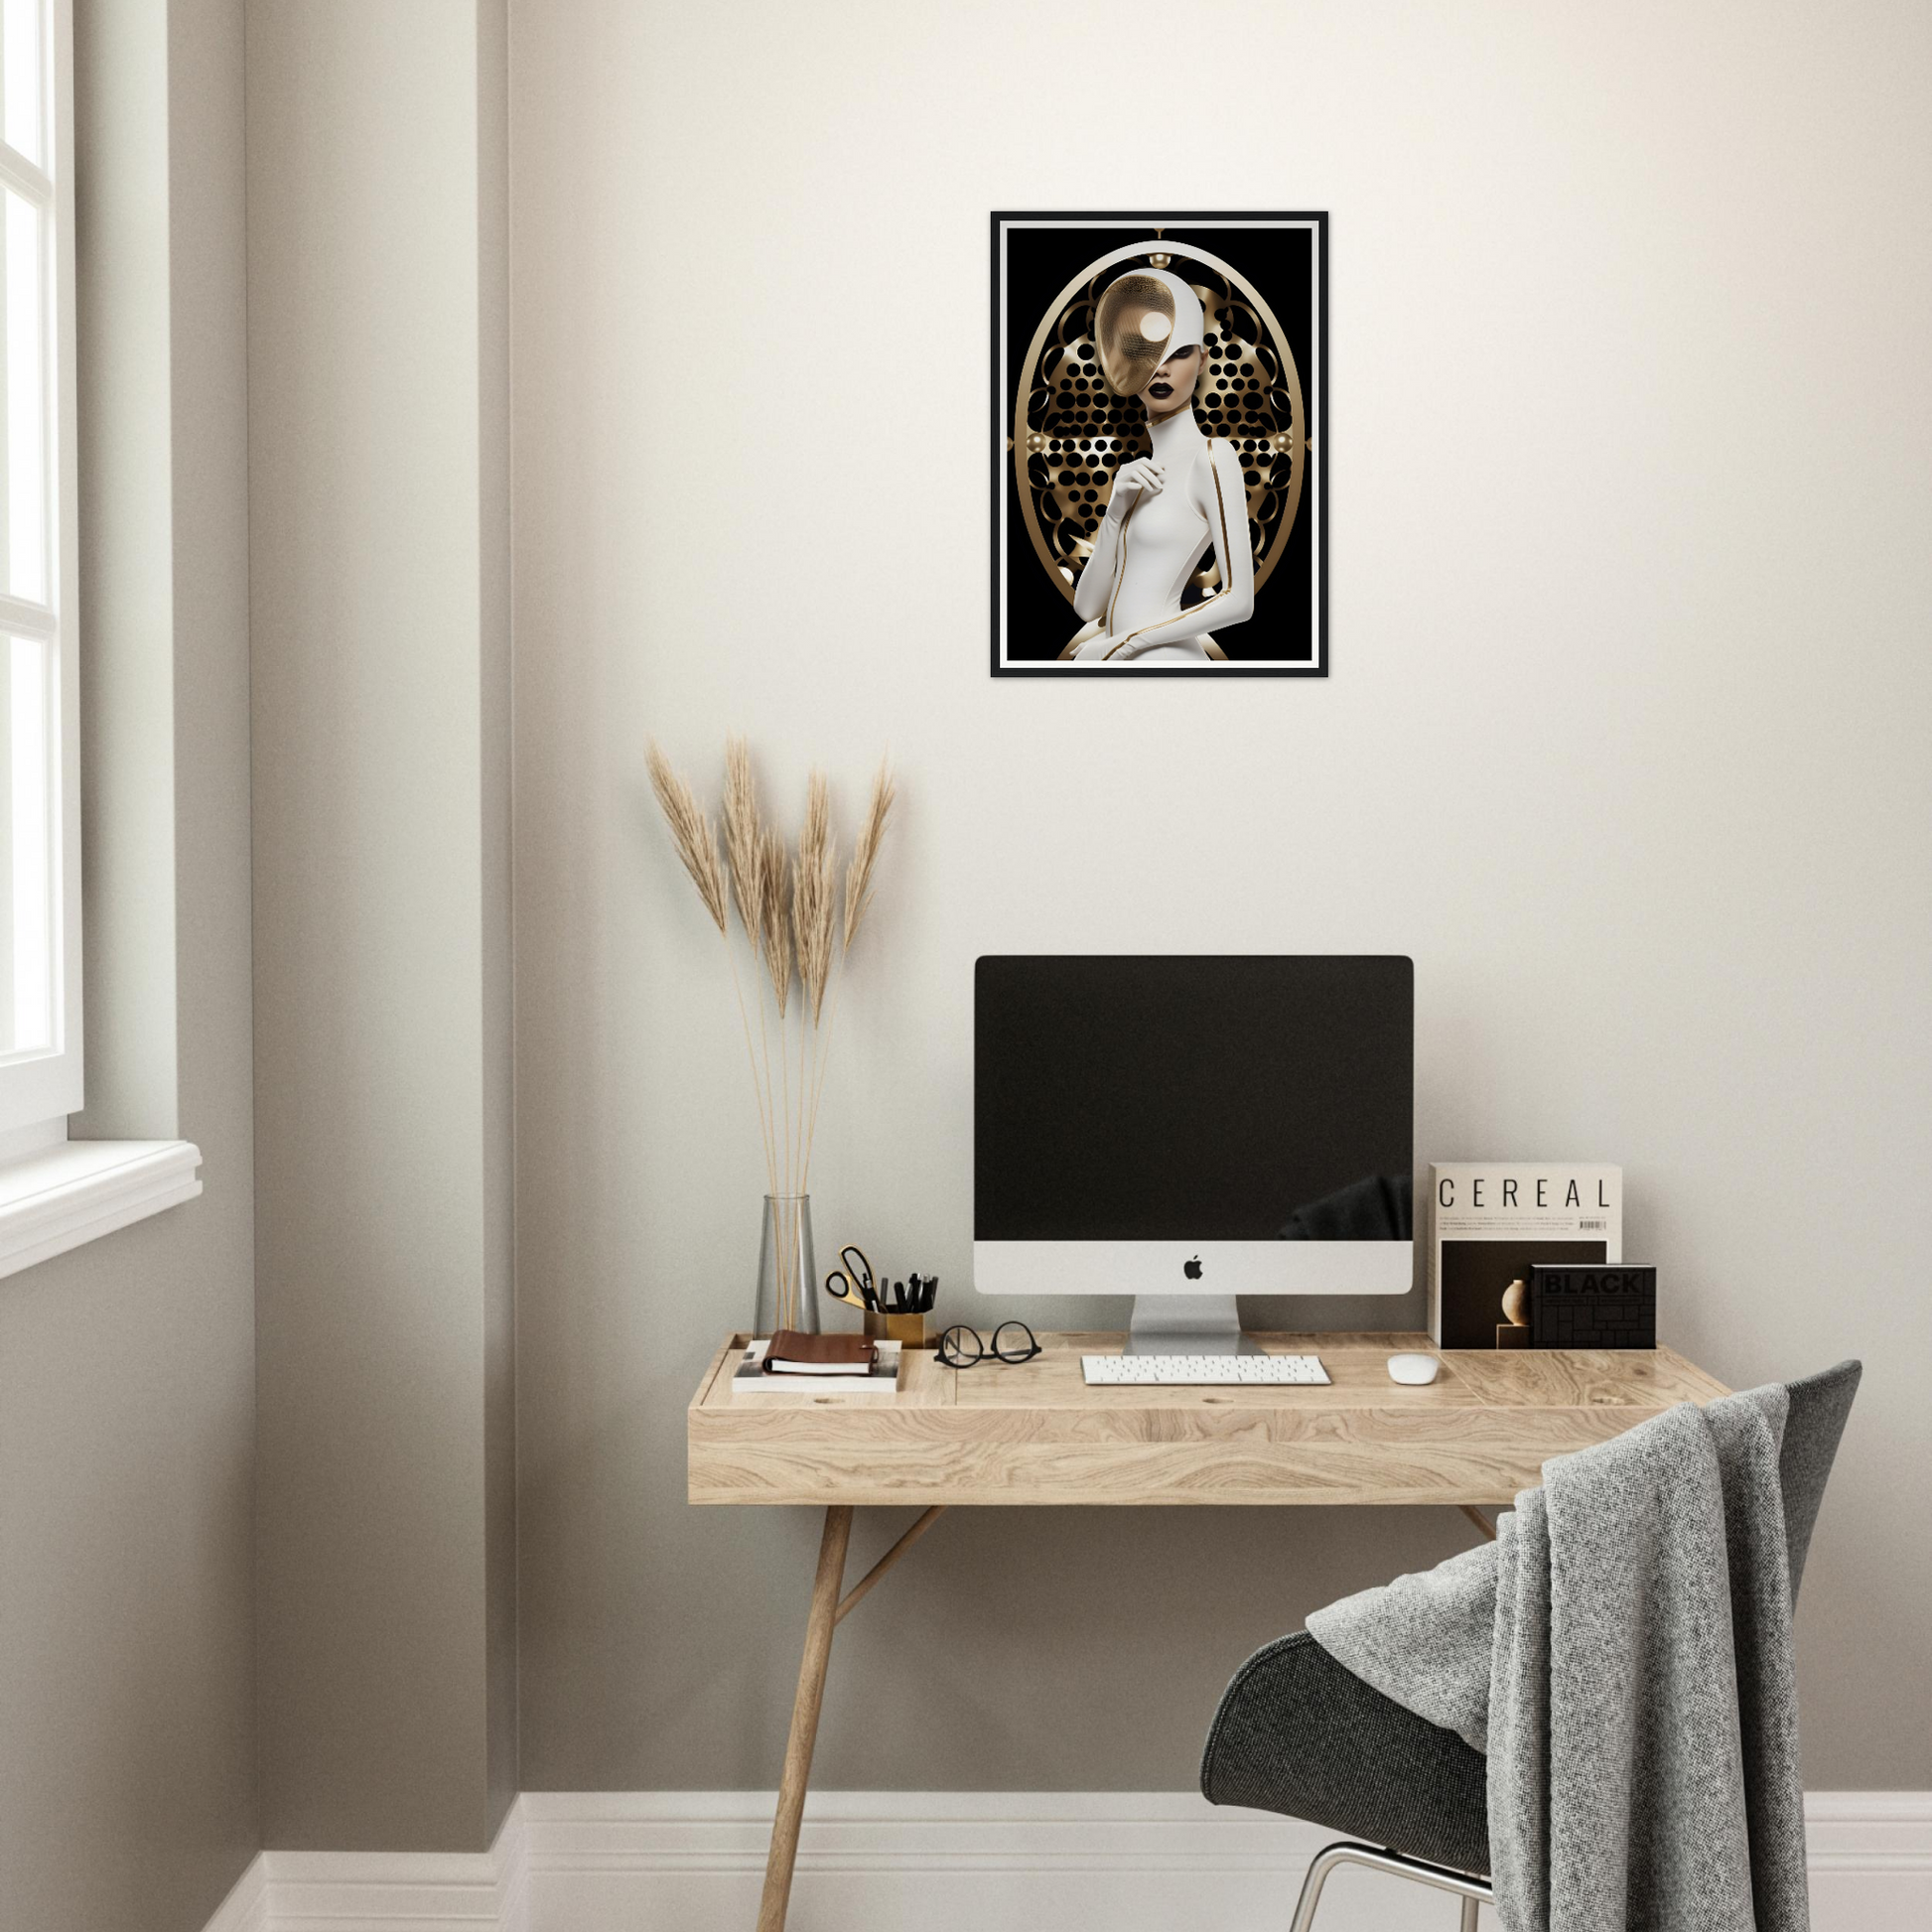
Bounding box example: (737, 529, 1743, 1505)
(0, 1139, 203, 1281)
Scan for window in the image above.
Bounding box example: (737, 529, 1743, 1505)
(0, 0, 200, 1272)
(0, 0, 75, 1143)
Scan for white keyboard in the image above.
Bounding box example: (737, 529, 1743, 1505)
(1081, 1352, 1329, 1387)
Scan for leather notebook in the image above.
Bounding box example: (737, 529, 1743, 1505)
(763, 1329, 878, 1375)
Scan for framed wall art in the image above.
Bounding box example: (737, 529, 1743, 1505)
(991, 211, 1326, 677)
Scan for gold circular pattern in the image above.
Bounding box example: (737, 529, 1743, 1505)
(1013, 243, 1308, 609)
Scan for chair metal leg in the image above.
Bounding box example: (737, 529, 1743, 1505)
(1288, 1841, 1493, 1932)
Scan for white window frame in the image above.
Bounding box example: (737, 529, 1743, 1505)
(0, 0, 79, 1140)
(0, 0, 200, 1278)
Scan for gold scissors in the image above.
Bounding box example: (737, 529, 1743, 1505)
(824, 1244, 878, 1312)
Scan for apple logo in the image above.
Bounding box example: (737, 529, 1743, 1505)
(1183, 1255, 1203, 1280)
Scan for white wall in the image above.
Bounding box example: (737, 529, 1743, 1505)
(510, 0, 1932, 1793)
(248, 0, 515, 1854)
(3, 2, 260, 1928)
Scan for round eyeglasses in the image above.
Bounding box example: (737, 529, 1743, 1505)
(936, 1320, 1041, 1368)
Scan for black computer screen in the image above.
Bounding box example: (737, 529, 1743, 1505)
(974, 956, 1414, 1241)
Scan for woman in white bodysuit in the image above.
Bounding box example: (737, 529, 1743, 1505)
(1062, 266, 1255, 664)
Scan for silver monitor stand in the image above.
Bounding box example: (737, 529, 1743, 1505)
(1124, 1294, 1260, 1356)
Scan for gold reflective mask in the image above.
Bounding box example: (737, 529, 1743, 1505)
(1095, 274, 1178, 397)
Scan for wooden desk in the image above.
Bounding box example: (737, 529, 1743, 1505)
(688, 1331, 1728, 1931)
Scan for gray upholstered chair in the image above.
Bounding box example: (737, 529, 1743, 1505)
(1200, 1361, 1862, 1930)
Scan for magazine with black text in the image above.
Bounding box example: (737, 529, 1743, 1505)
(1428, 1164, 1621, 1348)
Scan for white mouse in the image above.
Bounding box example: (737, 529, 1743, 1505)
(1387, 1352, 1442, 1386)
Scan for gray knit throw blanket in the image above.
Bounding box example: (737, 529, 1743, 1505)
(1307, 1388, 1809, 1932)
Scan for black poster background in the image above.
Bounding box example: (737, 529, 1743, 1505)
(992, 214, 1325, 674)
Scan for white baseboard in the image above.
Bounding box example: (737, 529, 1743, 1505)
(201, 1808, 527, 1932)
(202, 1852, 268, 1932)
(201, 1789, 1932, 1932)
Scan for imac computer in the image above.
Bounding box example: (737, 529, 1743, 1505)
(973, 955, 1414, 1354)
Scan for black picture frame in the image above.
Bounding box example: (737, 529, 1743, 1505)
(990, 210, 1328, 678)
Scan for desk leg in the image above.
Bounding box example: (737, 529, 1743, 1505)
(757, 1504, 853, 1932)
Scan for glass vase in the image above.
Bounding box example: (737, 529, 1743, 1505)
(754, 1193, 818, 1338)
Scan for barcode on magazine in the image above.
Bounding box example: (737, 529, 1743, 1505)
(1580, 1218, 1608, 1230)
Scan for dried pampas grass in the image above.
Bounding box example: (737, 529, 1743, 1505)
(722, 736, 764, 941)
(793, 773, 836, 1025)
(645, 741, 727, 936)
(645, 737, 897, 1270)
(759, 827, 793, 1018)
(844, 759, 896, 949)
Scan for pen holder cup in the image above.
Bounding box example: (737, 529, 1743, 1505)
(866, 1310, 927, 1349)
